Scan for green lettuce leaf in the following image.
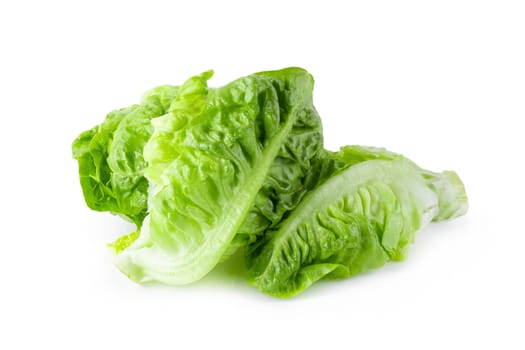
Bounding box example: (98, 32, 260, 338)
(115, 68, 323, 285)
(246, 146, 468, 298)
(72, 85, 178, 226)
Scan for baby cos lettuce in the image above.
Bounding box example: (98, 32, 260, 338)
(89, 68, 323, 285)
(246, 146, 468, 297)
(72, 68, 468, 297)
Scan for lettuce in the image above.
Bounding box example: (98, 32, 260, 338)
(246, 146, 468, 297)
(72, 68, 468, 298)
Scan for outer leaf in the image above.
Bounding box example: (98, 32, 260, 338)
(72, 85, 178, 226)
(247, 149, 468, 298)
(115, 68, 323, 285)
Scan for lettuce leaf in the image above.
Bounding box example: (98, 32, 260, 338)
(246, 146, 468, 298)
(115, 68, 323, 285)
(72, 85, 178, 226)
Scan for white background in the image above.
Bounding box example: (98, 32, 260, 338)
(1, 1, 524, 349)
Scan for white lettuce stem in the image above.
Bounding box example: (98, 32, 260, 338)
(423, 170, 468, 221)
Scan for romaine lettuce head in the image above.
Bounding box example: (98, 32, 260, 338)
(72, 85, 179, 226)
(115, 68, 323, 285)
(246, 146, 468, 298)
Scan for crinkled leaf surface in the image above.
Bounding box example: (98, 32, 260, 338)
(72, 85, 178, 226)
(115, 68, 323, 284)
